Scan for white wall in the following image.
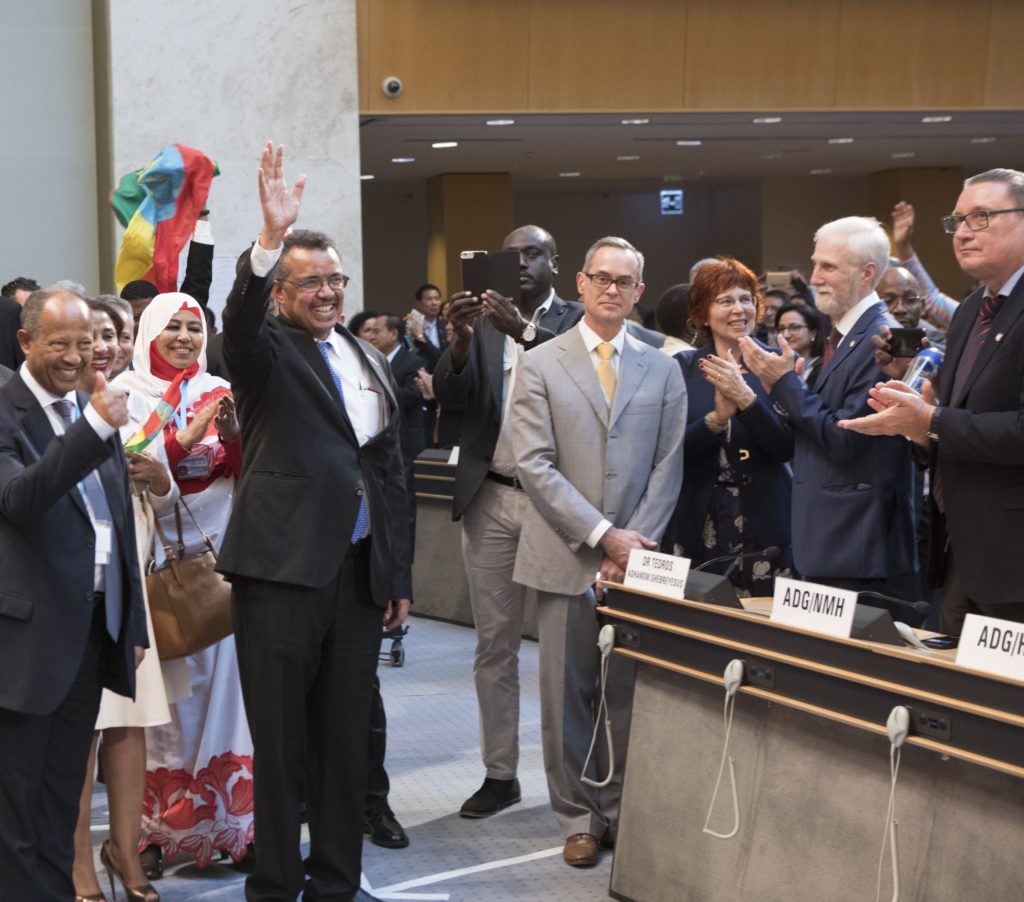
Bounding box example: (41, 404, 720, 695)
(1, 2, 100, 291)
(106, 0, 366, 311)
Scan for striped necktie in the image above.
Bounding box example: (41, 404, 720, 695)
(950, 293, 1006, 402)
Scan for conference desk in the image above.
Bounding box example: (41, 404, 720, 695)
(599, 585, 1024, 902)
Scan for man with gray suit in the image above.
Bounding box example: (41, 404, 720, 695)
(433, 224, 583, 817)
(511, 236, 686, 867)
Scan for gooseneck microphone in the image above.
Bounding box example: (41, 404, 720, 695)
(694, 546, 782, 576)
(858, 590, 931, 615)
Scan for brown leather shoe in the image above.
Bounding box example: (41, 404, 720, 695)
(563, 833, 599, 867)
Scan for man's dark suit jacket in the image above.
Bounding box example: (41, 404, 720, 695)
(929, 274, 1024, 604)
(770, 300, 916, 591)
(412, 315, 448, 371)
(218, 262, 411, 604)
(433, 295, 583, 520)
(0, 296, 23, 371)
(0, 375, 145, 715)
(180, 239, 214, 307)
(389, 344, 429, 461)
(668, 343, 793, 554)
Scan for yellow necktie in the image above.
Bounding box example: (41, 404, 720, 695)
(596, 342, 617, 406)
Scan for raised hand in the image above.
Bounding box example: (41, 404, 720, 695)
(257, 141, 306, 248)
(90, 372, 129, 428)
(891, 202, 915, 260)
(738, 334, 796, 392)
(700, 347, 756, 410)
(214, 395, 240, 442)
(175, 401, 218, 451)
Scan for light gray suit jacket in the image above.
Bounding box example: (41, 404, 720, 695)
(510, 324, 686, 596)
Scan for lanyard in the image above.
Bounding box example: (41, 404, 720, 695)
(172, 379, 190, 431)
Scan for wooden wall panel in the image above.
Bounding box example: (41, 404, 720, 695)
(359, 0, 530, 113)
(836, 0, 991, 109)
(526, 0, 687, 111)
(684, 0, 840, 110)
(869, 167, 969, 299)
(984, 1, 1024, 108)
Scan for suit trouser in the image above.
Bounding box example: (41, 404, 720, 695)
(233, 540, 382, 902)
(0, 603, 105, 901)
(536, 589, 635, 840)
(460, 478, 529, 780)
(940, 545, 1024, 636)
(365, 675, 391, 815)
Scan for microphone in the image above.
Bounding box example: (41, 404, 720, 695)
(857, 590, 930, 615)
(694, 546, 782, 576)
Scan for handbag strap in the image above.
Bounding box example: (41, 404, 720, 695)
(176, 494, 219, 559)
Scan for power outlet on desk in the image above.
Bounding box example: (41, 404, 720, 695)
(914, 708, 952, 741)
(618, 626, 641, 650)
(746, 660, 775, 689)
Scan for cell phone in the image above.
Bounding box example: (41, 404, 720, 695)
(887, 327, 926, 358)
(460, 250, 521, 302)
(407, 308, 425, 326)
(765, 271, 791, 291)
(921, 634, 960, 650)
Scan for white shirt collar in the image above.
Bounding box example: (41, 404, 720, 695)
(986, 263, 1024, 299)
(19, 362, 77, 410)
(385, 344, 401, 363)
(577, 318, 626, 355)
(834, 291, 882, 337)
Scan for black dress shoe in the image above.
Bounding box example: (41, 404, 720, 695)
(459, 777, 521, 818)
(364, 809, 410, 848)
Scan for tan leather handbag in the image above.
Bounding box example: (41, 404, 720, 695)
(146, 499, 233, 660)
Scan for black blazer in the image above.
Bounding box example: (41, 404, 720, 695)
(388, 344, 429, 460)
(433, 295, 583, 520)
(218, 261, 412, 603)
(0, 375, 145, 715)
(667, 344, 793, 553)
(930, 275, 1024, 603)
(0, 296, 23, 371)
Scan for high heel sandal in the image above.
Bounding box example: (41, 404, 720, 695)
(74, 894, 108, 902)
(100, 840, 160, 902)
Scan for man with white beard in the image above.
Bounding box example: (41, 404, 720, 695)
(740, 217, 918, 609)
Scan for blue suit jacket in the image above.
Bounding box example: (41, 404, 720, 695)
(668, 343, 793, 554)
(769, 299, 916, 592)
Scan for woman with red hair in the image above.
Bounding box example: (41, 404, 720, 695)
(665, 258, 794, 596)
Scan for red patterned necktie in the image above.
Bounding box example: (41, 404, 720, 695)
(822, 329, 842, 369)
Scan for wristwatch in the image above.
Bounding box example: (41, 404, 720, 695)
(926, 407, 941, 442)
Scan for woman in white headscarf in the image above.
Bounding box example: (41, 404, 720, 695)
(111, 293, 253, 881)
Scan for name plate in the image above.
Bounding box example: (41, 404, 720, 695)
(771, 576, 857, 638)
(956, 614, 1024, 681)
(623, 549, 690, 601)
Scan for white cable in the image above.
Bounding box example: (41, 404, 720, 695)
(702, 689, 740, 840)
(875, 738, 903, 901)
(581, 648, 614, 788)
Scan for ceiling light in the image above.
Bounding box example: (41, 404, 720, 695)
(431, 141, 458, 149)
(810, 168, 832, 175)
(971, 137, 998, 144)
(559, 171, 581, 178)
(828, 137, 854, 144)
(891, 152, 915, 159)
(676, 140, 702, 146)
(621, 118, 650, 125)
(485, 119, 515, 126)
(921, 115, 952, 123)
(391, 157, 415, 164)
(753, 117, 782, 124)
(617, 155, 640, 161)
(360, 174, 375, 180)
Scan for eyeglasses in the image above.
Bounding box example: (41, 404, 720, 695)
(279, 274, 350, 292)
(940, 208, 1024, 235)
(583, 272, 640, 292)
(777, 324, 808, 334)
(712, 294, 756, 309)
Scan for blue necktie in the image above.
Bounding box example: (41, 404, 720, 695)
(54, 400, 123, 641)
(316, 341, 369, 543)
